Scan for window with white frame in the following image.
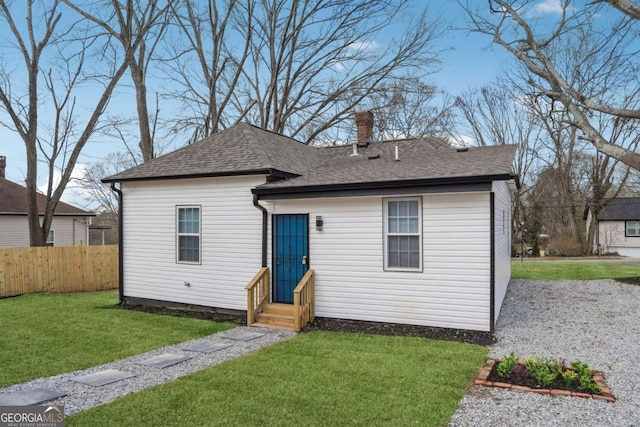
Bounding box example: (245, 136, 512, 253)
(177, 206, 201, 263)
(46, 230, 55, 246)
(626, 220, 640, 237)
(384, 198, 422, 270)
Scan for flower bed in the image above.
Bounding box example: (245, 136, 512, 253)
(474, 354, 615, 402)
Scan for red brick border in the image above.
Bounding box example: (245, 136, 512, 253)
(474, 359, 615, 403)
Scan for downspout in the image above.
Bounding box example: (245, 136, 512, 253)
(111, 183, 124, 305)
(253, 193, 268, 267)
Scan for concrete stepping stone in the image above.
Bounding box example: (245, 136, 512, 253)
(182, 342, 232, 354)
(220, 331, 265, 341)
(71, 369, 136, 387)
(138, 353, 192, 369)
(0, 387, 66, 406)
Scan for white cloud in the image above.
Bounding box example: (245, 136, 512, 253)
(347, 40, 380, 53)
(38, 163, 95, 210)
(330, 60, 346, 72)
(449, 134, 475, 147)
(528, 0, 573, 17)
(330, 40, 380, 72)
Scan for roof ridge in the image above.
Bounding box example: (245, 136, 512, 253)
(239, 123, 274, 170)
(243, 122, 306, 144)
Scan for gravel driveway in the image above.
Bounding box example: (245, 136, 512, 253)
(448, 279, 640, 427)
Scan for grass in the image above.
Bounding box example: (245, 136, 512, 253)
(0, 291, 233, 387)
(511, 261, 640, 280)
(68, 332, 487, 427)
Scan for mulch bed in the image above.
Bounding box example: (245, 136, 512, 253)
(124, 303, 494, 345)
(124, 303, 246, 325)
(303, 317, 495, 345)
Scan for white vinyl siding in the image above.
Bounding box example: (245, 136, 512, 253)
(176, 206, 201, 263)
(121, 176, 265, 310)
(0, 215, 90, 248)
(270, 192, 493, 331)
(597, 220, 640, 256)
(492, 180, 513, 323)
(384, 198, 422, 271)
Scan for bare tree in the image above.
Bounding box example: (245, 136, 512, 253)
(77, 152, 136, 215)
(365, 78, 453, 139)
(63, 0, 172, 162)
(161, 0, 253, 142)
(462, 0, 640, 171)
(0, 0, 143, 245)
(165, 0, 445, 144)
(453, 80, 543, 244)
(454, 81, 541, 185)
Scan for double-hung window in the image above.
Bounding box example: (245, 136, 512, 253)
(626, 220, 640, 237)
(384, 198, 422, 271)
(177, 206, 201, 263)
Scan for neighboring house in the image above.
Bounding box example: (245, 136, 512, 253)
(585, 197, 640, 257)
(103, 112, 517, 333)
(89, 211, 118, 245)
(0, 156, 94, 248)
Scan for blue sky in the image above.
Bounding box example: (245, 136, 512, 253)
(0, 0, 567, 205)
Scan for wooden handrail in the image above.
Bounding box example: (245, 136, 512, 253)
(293, 269, 314, 332)
(246, 267, 270, 326)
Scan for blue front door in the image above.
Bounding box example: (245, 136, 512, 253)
(273, 214, 309, 304)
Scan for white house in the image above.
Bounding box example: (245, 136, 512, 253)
(586, 198, 640, 257)
(0, 156, 93, 248)
(103, 112, 517, 333)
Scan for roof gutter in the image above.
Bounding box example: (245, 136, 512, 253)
(253, 173, 518, 198)
(101, 168, 298, 184)
(110, 183, 124, 305)
(252, 193, 268, 268)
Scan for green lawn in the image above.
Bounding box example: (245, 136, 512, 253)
(0, 291, 233, 387)
(512, 261, 640, 280)
(68, 332, 487, 427)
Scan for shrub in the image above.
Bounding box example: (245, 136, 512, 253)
(547, 234, 583, 256)
(525, 356, 557, 387)
(496, 352, 518, 379)
(562, 369, 577, 388)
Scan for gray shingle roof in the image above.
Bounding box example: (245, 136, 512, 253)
(103, 123, 517, 190)
(0, 177, 93, 216)
(257, 137, 517, 189)
(597, 198, 640, 220)
(102, 123, 322, 182)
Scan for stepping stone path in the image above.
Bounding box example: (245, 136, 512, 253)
(183, 342, 231, 354)
(220, 330, 265, 341)
(0, 326, 295, 416)
(71, 369, 137, 387)
(0, 387, 66, 406)
(138, 354, 192, 369)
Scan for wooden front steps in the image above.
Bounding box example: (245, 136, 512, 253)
(252, 303, 295, 330)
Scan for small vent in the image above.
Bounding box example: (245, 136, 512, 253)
(456, 147, 469, 153)
(367, 154, 380, 160)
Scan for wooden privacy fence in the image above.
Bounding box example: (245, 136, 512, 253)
(0, 245, 118, 297)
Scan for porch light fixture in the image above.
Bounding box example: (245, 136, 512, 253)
(316, 216, 323, 231)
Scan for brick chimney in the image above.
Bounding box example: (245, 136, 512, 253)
(0, 156, 5, 178)
(355, 111, 374, 144)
